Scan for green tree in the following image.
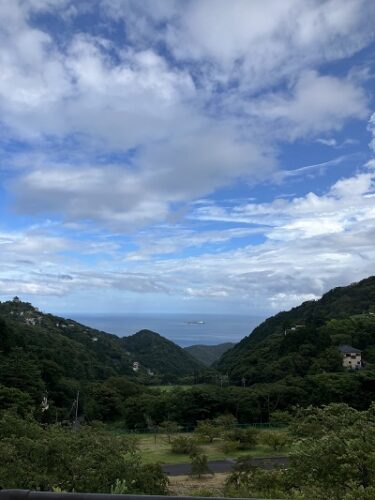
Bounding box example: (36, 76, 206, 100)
(225, 461, 289, 499)
(158, 420, 181, 443)
(224, 427, 259, 450)
(190, 453, 213, 478)
(261, 430, 289, 451)
(0, 384, 34, 417)
(214, 413, 237, 430)
(171, 436, 199, 455)
(195, 419, 218, 443)
(0, 318, 14, 353)
(288, 403, 375, 499)
(0, 413, 168, 494)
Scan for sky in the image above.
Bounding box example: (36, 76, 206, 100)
(0, 0, 375, 316)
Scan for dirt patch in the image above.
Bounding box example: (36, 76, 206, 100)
(168, 472, 228, 497)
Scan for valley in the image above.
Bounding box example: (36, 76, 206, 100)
(1, 276, 375, 498)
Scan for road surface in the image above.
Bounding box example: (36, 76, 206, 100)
(162, 456, 289, 476)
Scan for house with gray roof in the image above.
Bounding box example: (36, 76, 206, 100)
(338, 344, 362, 370)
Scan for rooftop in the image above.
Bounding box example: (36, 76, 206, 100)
(338, 344, 361, 354)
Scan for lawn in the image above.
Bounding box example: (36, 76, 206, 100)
(136, 431, 290, 465)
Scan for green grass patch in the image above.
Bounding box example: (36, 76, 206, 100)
(135, 431, 290, 465)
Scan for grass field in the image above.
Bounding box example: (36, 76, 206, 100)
(136, 431, 290, 465)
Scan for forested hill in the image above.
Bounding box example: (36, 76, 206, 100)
(0, 298, 134, 378)
(218, 276, 375, 375)
(184, 342, 235, 366)
(0, 299, 206, 391)
(122, 329, 204, 376)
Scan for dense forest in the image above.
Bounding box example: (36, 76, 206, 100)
(0, 299, 207, 423)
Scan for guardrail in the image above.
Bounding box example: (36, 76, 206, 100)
(0, 491, 282, 500)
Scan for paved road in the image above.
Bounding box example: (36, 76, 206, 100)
(162, 456, 289, 476)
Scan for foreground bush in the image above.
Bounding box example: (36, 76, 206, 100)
(224, 403, 375, 500)
(225, 463, 289, 499)
(0, 412, 168, 494)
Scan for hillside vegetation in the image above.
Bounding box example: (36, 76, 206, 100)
(0, 299, 207, 422)
(1, 277, 375, 429)
(122, 329, 204, 376)
(184, 342, 235, 366)
(218, 276, 375, 377)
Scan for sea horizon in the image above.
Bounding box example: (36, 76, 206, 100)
(65, 312, 265, 347)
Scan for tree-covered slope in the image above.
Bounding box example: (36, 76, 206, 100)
(218, 276, 375, 375)
(184, 342, 235, 366)
(0, 299, 207, 420)
(0, 299, 134, 379)
(122, 329, 205, 377)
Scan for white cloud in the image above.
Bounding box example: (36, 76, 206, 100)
(250, 71, 368, 140)
(193, 167, 375, 239)
(368, 112, 375, 154)
(317, 138, 338, 147)
(110, 0, 375, 91)
(0, 1, 375, 313)
(2, 161, 375, 312)
(10, 128, 273, 228)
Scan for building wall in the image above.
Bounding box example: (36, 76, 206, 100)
(342, 353, 362, 369)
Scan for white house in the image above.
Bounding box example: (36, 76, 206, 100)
(338, 345, 362, 370)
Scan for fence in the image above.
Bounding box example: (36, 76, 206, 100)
(114, 421, 286, 435)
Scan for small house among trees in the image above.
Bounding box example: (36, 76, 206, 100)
(338, 344, 362, 370)
(132, 361, 140, 372)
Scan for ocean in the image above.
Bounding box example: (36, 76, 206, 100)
(68, 313, 264, 347)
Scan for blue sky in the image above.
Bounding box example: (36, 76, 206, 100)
(0, 0, 375, 315)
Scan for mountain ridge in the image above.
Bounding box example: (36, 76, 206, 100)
(122, 329, 204, 376)
(217, 276, 375, 377)
(0, 299, 206, 390)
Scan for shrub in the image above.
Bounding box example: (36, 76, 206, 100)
(224, 427, 259, 450)
(261, 431, 289, 451)
(171, 436, 199, 455)
(190, 453, 213, 478)
(224, 466, 289, 499)
(194, 419, 218, 443)
(270, 410, 292, 425)
(221, 439, 239, 454)
(0, 413, 168, 494)
(158, 420, 181, 443)
(214, 414, 237, 430)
